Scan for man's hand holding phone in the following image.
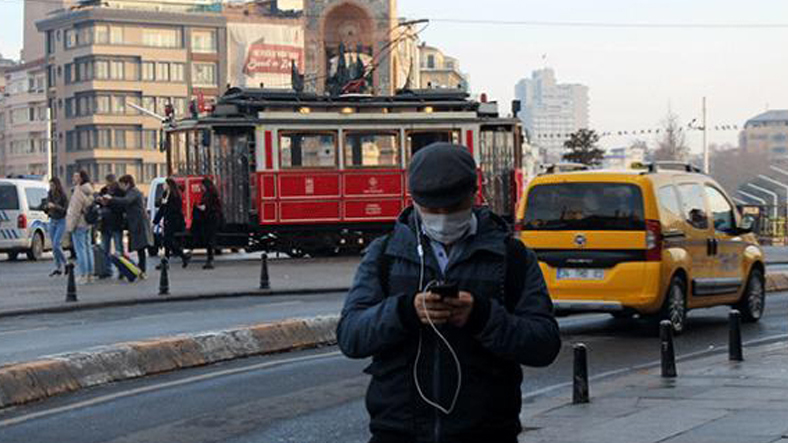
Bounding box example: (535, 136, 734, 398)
(414, 283, 474, 328)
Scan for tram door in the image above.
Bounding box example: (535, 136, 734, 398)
(406, 130, 462, 159)
(480, 126, 518, 219)
(213, 129, 253, 227)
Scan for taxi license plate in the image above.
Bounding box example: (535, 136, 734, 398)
(557, 268, 605, 281)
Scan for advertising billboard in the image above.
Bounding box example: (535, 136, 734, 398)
(227, 22, 304, 89)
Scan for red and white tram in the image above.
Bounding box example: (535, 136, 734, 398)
(165, 88, 525, 256)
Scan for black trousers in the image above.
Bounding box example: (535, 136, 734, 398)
(136, 248, 146, 273)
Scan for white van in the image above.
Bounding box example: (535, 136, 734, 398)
(147, 177, 167, 256)
(0, 179, 52, 260)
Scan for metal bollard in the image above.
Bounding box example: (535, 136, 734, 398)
(729, 310, 743, 362)
(65, 262, 78, 303)
(259, 254, 270, 290)
(158, 257, 170, 296)
(660, 320, 677, 378)
(573, 343, 590, 404)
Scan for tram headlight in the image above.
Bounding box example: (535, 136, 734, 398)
(299, 107, 311, 114)
(422, 106, 434, 114)
(341, 107, 355, 115)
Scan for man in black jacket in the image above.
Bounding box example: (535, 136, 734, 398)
(98, 174, 125, 278)
(337, 143, 561, 443)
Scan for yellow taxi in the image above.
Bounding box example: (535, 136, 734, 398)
(516, 162, 766, 333)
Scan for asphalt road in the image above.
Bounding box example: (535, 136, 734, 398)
(1, 292, 786, 443)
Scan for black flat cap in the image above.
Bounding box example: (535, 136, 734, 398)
(408, 143, 477, 209)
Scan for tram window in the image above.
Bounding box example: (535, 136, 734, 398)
(344, 132, 400, 168)
(280, 132, 337, 169)
(406, 130, 460, 159)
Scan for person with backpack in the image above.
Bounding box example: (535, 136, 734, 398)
(100, 175, 153, 277)
(336, 143, 561, 443)
(65, 170, 96, 285)
(98, 174, 126, 279)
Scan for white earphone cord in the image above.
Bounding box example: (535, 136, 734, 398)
(413, 242, 463, 415)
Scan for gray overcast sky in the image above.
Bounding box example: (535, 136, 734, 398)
(3, 0, 788, 151)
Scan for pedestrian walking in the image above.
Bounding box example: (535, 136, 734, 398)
(101, 175, 153, 277)
(98, 174, 125, 278)
(45, 177, 69, 277)
(65, 170, 95, 285)
(337, 143, 561, 443)
(192, 177, 222, 270)
(153, 178, 190, 268)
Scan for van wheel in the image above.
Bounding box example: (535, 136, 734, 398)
(735, 268, 765, 323)
(27, 233, 44, 261)
(660, 276, 687, 335)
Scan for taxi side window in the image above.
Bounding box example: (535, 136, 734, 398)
(705, 185, 736, 234)
(677, 183, 709, 230)
(657, 185, 681, 216)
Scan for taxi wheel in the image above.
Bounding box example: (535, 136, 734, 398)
(660, 276, 687, 335)
(26, 233, 44, 261)
(736, 268, 765, 323)
(7, 251, 19, 261)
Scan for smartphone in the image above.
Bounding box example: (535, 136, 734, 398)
(430, 282, 459, 299)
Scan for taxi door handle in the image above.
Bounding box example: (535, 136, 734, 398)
(707, 238, 719, 256)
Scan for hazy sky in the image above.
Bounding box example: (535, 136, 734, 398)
(3, 0, 788, 152)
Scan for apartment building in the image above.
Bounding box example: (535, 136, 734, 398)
(37, 5, 227, 189)
(740, 110, 788, 159)
(419, 43, 468, 91)
(2, 59, 49, 177)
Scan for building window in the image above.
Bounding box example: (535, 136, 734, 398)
(111, 96, 126, 115)
(142, 96, 156, 113)
(170, 63, 184, 82)
(142, 28, 182, 48)
(115, 129, 127, 149)
(95, 95, 110, 114)
(427, 55, 435, 69)
(64, 29, 77, 49)
(94, 25, 109, 44)
(191, 29, 217, 53)
(46, 31, 55, 54)
(156, 62, 170, 82)
(192, 62, 217, 87)
(95, 60, 109, 80)
(110, 26, 124, 45)
(142, 62, 155, 81)
(110, 61, 125, 80)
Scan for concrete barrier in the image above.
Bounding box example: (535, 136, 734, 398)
(0, 316, 339, 409)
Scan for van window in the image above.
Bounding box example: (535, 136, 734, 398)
(658, 185, 682, 216)
(677, 183, 709, 230)
(523, 183, 645, 231)
(25, 188, 48, 211)
(705, 185, 735, 233)
(0, 185, 20, 210)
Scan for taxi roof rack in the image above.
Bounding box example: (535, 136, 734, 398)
(645, 161, 704, 174)
(541, 162, 590, 175)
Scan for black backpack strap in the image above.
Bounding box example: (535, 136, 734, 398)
(376, 233, 393, 297)
(503, 236, 530, 312)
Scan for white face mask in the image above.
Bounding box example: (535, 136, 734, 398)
(417, 206, 473, 245)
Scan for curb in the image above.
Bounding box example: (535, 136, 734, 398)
(0, 316, 339, 409)
(0, 287, 351, 320)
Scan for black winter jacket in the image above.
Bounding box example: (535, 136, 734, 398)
(337, 207, 561, 443)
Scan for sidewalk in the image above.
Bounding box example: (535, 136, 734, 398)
(0, 255, 359, 317)
(520, 341, 788, 443)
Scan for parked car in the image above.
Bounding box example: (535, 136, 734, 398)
(0, 178, 52, 261)
(516, 162, 766, 334)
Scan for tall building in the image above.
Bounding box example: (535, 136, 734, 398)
(2, 59, 49, 178)
(419, 43, 468, 91)
(23, 0, 72, 62)
(740, 110, 788, 159)
(37, 4, 228, 189)
(514, 68, 589, 164)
